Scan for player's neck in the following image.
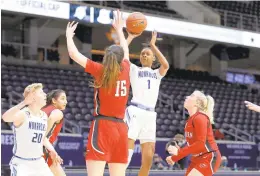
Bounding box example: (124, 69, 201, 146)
(28, 104, 42, 117)
(187, 107, 198, 117)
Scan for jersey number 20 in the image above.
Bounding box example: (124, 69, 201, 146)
(115, 80, 126, 97)
(32, 133, 43, 143)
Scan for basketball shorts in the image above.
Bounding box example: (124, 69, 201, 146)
(10, 156, 53, 176)
(125, 105, 157, 144)
(185, 150, 221, 176)
(85, 115, 128, 163)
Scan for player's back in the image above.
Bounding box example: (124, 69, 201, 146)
(85, 59, 130, 119)
(13, 107, 47, 158)
(130, 65, 163, 108)
(42, 105, 63, 143)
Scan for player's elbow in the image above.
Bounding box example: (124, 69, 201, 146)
(162, 62, 169, 70)
(2, 114, 11, 122)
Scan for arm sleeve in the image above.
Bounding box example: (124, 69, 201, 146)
(84, 59, 103, 78)
(171, 115, 208, 162)
(155, 69, 164, 79)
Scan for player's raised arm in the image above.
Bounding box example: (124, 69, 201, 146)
(2, 93, 33, 126)
(127, 32, 141, 46)
(150, 31, 169, 76)
(66, 21, 89, 68)
(113, 10, 129, 61)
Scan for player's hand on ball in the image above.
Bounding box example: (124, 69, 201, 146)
(127, 30, 142, 39)
(166, 156, 175, 165)
(150, 30, 157, 46)
(66, 21, 78, 38)
(245, 101, 260, 112)
(113, 9, 124, 32)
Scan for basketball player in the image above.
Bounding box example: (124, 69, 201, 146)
(42, 89, 67, 176)
(125, 31, 169, 176)
(66, 10, 130, 176)
(166, 90, 221, 176)
(245, 101, 260, 112)
(2, 83, 62, 176)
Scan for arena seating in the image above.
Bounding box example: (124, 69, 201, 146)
(204, 1, 260, 31)
(2, 62, 260, 140)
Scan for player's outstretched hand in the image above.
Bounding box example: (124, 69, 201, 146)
(245, 101, 260, 112)
(49, 151, 63, 165)
(66, 21, 78, 38)
(113, 9, 124, 32)
(166, 156, 175, 165)
(150, 30, 157, 46)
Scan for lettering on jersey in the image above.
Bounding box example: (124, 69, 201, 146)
(28, 122, 46, 131)
(185, 132, 193, 138)
(138, 71, 158, 79)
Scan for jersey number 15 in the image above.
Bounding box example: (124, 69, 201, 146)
(115, 80, 127, 97)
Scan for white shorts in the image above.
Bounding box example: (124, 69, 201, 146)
(125, 105, 157, 144)
(10, 156, 53, 176)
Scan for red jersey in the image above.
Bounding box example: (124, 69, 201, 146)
(42, 105, 63, 144)
(85, 59, 130, 119)
(172, 112, 219, 162)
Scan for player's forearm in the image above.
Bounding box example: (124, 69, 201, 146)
(66, 36, 87, 67)
(43, 137, 56, 153)
(150, 44, 169, 69)
(171, 141, 205, 162)
(127, 35, 134, 46)
(2, 101, 27, 122)
(116, 30, 129, 59)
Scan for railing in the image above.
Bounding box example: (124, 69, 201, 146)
(221, 125, 254, 142)
(217, 9, 260, 32)
(158, 92, 174, 112)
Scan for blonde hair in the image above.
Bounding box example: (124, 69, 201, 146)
(23, 83, 43, 98)
(194, 90, 215, 124)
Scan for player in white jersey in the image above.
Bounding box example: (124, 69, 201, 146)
(125, 31, 169, 176)
(2, 83, 62, 176)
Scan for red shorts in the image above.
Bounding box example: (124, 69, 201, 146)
(43, 148, 53, 167)
(85, 116, 128, 163)
(185, 150, 221, 176)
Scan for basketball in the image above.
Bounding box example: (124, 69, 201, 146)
(126, 12, 147, 35)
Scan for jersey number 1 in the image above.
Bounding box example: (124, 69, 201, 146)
(115, 80, 126, 97)
(32, 133, 43, 143)
(147, 80, 151, 89)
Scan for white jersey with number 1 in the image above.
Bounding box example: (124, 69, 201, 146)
(125, 63, 164, 144)
(130, 64, 163, 108)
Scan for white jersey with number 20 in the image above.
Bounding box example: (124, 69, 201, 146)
(130, 64, 163, 108)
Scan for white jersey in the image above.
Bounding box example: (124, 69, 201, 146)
(13, 108, 48, 158)
(130, 64, 163, 108)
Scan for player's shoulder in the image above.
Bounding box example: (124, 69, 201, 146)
(194, 112, 209, 121)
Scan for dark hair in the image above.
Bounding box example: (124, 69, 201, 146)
(46, 89, 65, 106)
(92, 45, 124, 90)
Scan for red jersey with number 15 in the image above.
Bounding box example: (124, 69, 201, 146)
(85, 59, 130, 119)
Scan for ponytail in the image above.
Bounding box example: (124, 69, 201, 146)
(205, 95, 215, 124)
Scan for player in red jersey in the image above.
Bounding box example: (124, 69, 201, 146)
(166, 90, 221, 176)
(66, 10, 130, 176)
(42, 89, 67, 176)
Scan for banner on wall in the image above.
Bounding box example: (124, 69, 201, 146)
(1, 131, 258, 168)
(1, 0, 70, 19)
(1, 131, 85, 166)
